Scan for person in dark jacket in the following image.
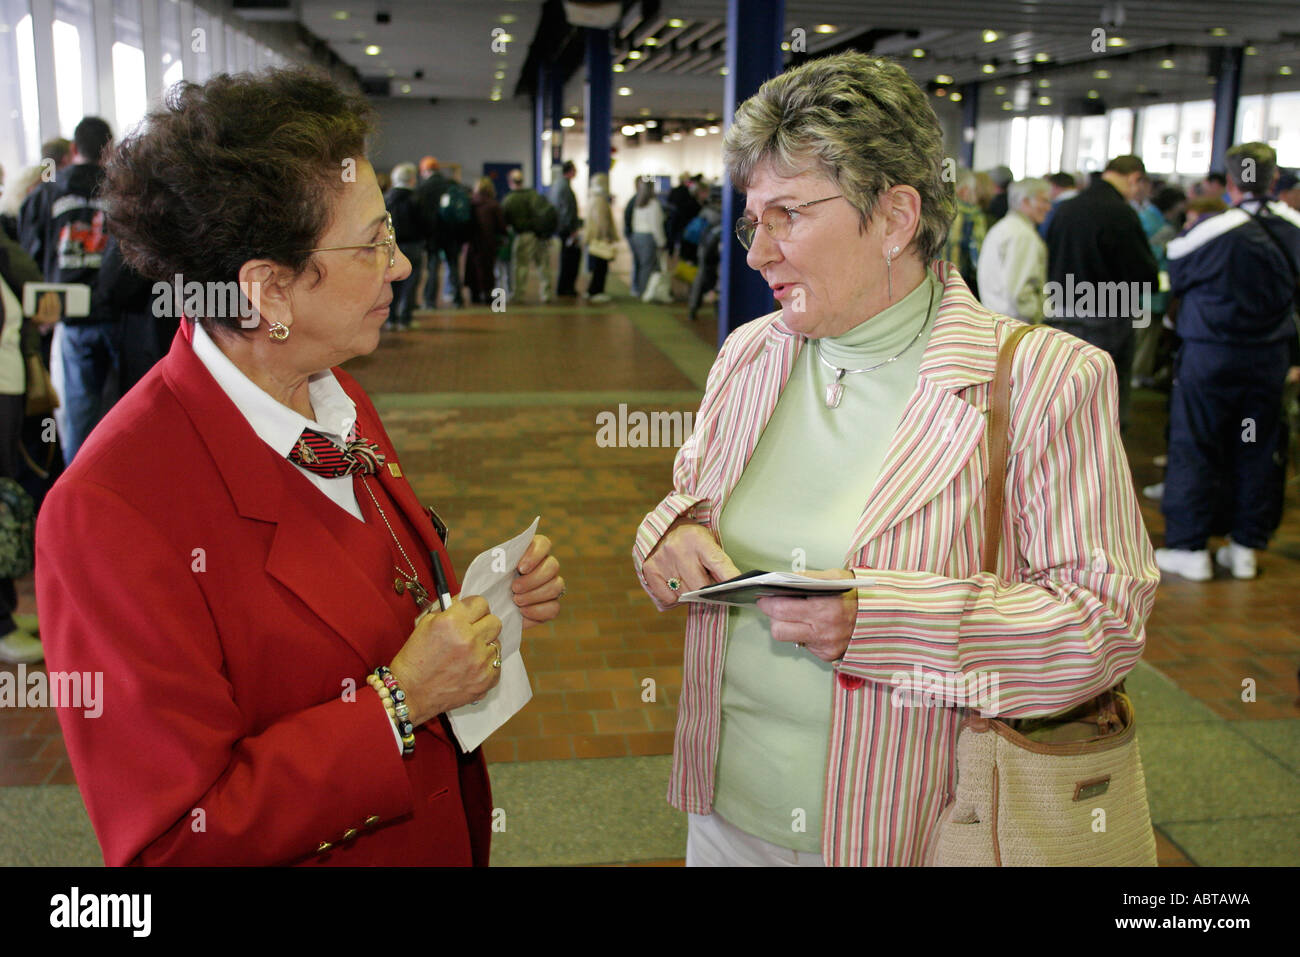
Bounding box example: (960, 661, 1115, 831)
(465, 176, 507, 305)
(666, 173, 701, 258)
(385, 162, 424, 330)
(33, 117, 115, 464)
(415, 158, 464, 308)
(94, 236, 169, 396)
(551, 161, 581, 298)
(1045, 154, 1159, 431)
(1155, 142, 1300, 582)
(16, 138, 72, 261)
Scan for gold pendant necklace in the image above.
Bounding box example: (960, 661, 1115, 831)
(359, 476, 431, 611)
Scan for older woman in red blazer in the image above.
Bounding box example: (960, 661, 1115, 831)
(35, 70, 564, 866)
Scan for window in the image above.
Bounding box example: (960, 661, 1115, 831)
(1175, 100, 1213, 176)
(52, 18, 83, 135)
(112, 0, 145, 137)
(5, 3, 41, 175)
(1268, 91, 1300, 167)
(1076, 115, 1108, 172)
(1138, 103, 1178, 175)
(1107, 107, 1133, 157)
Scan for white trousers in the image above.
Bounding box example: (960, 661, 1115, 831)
(685, 812, 827, 867)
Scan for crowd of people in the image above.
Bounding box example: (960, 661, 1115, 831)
(956, 151, 1300, 583)
(376, 158, 724, 317)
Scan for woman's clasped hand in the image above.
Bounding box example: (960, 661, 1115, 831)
(643, 521, 856, 662)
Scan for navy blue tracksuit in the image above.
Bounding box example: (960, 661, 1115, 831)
(1163, 199, 1300, 550)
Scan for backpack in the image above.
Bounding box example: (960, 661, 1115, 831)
(532, 192, 559, 239)
(0, 477, 35, 579)
(439, 183, 472, 230)
(682, 214, 707, 246)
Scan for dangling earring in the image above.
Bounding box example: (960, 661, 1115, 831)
(268, 321, 290, 341)
(885, 245, 901, 301)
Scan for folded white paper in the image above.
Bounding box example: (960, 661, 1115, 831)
(445, 516, 540, 752)
(678, 571, 869, 607)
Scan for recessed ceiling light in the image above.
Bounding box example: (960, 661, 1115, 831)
(645, 120, 658, 128)
(639, 107, 651, 115)
(1037, 95, 1051, 105)
(635, 123, 646, 132)
(694, 128, 707, 136)
(1038, 78, 1050, 88)
(499, 14, 516, 24)
(994, 85, 1006, 95)
(494, 70, 505, 79)
(719, 67, 729, 76)
(1245, 46, 1258, 55)
(613, 63, 625, 72)
(644, 37, 658, 46)
(1033, 52, 1050, 63)
(667, 18, 684, 28)
(1161, 59, 1175, 69)
(627, 50, 642, 60)
(560, 117, 575, 128)
(814, 24, 837, 34)
(982, 30, 1000, 43)
(490, 92, 502, 102)
(781, 41, 790, 51)
(982, 64, 995, 74)
(400, 83, 411, 93)
(1094, 69, 1110, 79)
(497, 33, 513, 43)
(1282, 66, 1295, 76)
(935, 74, 954, 84)
(1107, 36, 1127, 47)
(707, 125, 720, 133)
(1001, 102, 1012, 110)
(1209, 27, 1228, 37)
(617, 86, 632, 95)
(950, 91, 963, 102)
(1087, 89, 1100, 98)
(621, 125, 636, 136)
(365, 45, 380, 55)
(332, 10, 349, 20)
(912, 48, 926, 58)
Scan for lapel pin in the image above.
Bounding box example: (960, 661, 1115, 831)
(387, 463, 402, 478)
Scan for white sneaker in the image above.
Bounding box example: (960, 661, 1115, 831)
(590, 293, 611, 304)
(1142, 482, 1164, 501)
(1215, 540, 1257, 580)
(1155, 548, 1213, 581)
(0, 629, 43, 664)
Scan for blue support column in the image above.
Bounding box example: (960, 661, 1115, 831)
(719, 0, 785, 347)
(549, 63, 566, 172)
(960, 83, 979, 169)
(534, 62, 547, 188)
(585, 29, 612, 178)
(1209, 46, 1244, 174)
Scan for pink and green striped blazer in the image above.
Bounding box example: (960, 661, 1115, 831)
(632, 261, 1158, 866)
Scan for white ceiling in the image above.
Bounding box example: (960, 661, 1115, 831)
(296, 0, 545, 101)
(275, 0, 1300, 127)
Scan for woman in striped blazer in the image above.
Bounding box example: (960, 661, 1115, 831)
(632, 52, 1159, 866)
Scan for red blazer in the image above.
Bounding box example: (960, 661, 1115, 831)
(36, 321, 491, 866)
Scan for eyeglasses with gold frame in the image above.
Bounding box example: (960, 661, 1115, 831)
(305, 212, 396, 268)
(735, 195, 843, 250)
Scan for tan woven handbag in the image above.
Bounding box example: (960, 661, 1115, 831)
(930, 323, 1158, 867)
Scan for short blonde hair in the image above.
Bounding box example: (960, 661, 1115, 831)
(723, 52, 955, 262)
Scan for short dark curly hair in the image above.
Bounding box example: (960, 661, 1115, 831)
(101, 69, 375, 332)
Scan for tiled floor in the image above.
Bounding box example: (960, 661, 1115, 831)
(2, 276, 1297, 865)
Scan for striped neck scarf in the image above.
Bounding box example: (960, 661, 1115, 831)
(288, 429, 385, 478)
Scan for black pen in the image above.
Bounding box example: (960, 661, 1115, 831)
(429, 549, 454, 612)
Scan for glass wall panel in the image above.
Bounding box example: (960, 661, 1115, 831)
(1, 1, 41, 177)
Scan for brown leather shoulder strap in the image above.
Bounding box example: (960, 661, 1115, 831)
(981, 323, 1042, 575)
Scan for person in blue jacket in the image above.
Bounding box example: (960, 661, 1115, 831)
(1157, 142, 1300, 582)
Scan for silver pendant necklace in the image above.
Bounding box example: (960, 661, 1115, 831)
(814, 281, 935, 409)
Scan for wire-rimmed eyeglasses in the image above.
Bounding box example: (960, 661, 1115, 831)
(305, 212, 396, 268)
(735, 195, 843, 250)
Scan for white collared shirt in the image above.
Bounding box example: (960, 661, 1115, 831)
(190, 321, 364, 520)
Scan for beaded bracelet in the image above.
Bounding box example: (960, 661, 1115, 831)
(368, 666, 415, 757)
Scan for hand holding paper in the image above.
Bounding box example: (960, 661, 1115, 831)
(446, 517, 541, 752)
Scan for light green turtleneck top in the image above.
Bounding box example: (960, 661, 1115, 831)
(713, 269, 940, 851)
